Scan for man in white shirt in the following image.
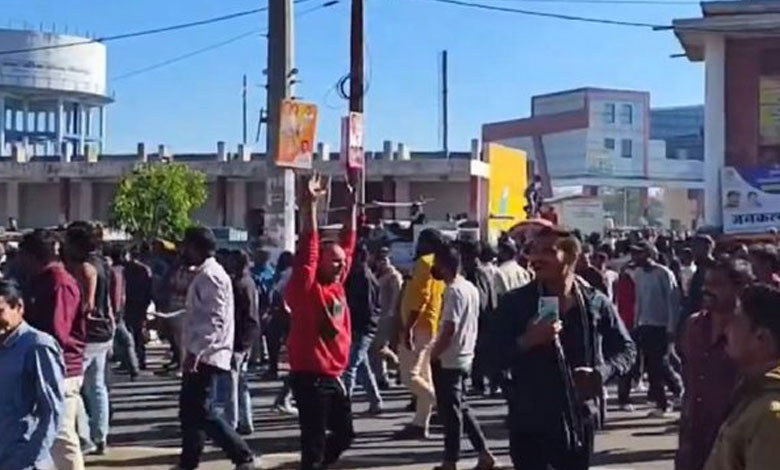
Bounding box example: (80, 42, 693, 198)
(175, 227, 256, 470)
(430, 244, 496, 470)
(495, 238, 531, 297)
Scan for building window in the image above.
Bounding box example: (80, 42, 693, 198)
(604, 138, 615, 150)
(604, 103, 615, 124)
(620, 104, 633, 124)
(621, 139, 632, 158)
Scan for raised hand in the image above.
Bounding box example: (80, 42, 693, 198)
(305, 172, 327, 203)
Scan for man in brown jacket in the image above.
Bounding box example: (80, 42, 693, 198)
(705, 283, 780, 470)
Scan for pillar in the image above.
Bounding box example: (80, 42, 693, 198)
(0, 95, 5, 157)
(79, 104, 86, 157)
(228, 180, 248, 228)
(394, 179, 411, 219)
(317, 142, 330, 162)
(704, 34, 726, 227)
(6, 181, 19, 223)
(56, 98, 66, 161)
(98, 106, 106, 154)
(381, 176, 395, 219)
(21, 100, 29, 150)
(79, 181, 93, 221)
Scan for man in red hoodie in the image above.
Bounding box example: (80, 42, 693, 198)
(286, 172, 356, 470)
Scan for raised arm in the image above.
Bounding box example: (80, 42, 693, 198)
(339, 176, 358, 282)
(288, 173, 328, 292)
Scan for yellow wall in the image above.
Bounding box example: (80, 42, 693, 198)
(487, 143, 528, 242)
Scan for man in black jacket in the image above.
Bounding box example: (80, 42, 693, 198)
(492, 227, 636, 470)
(214, 250, 260, 435)
(343, 243, 383, 414)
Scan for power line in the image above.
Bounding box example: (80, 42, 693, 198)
(420, 0, 780, 34)
(486, 0, 698, 5)
(421, 0, 660, 27)
(111, 0, 339, 82)
(0, 0, 318, 57)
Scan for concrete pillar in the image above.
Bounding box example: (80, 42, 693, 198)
(217, 141, 227, 162)
(21, 100, 29, 150)
(317, 142, 330, 162)
(85, 107, 92, 139)
(704, 34, 726, 227)
(471, 138, 480, 161)
(237, 144, 250, 162)
(0, 95, 5, 157)
(381, 176, 395, 219)
(282, 168, 295, 252)
(228, 180, 248, 228)
(78, 105, 86, 157)
(99, 106, 106, 153)
(383, 140, 393, 161)
(398, 142, 410, 161)
(137, 143, 147, 162)
(394, 179, 411, 219)
(79, 181, 93, 221)
(56, 98, 66, 161)
(6, 181, 19, 223)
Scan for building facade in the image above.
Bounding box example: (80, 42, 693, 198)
(0, 141, 491, 236)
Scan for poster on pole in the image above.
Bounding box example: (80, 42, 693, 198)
(341, 112, 365, 170)
(277, 99, 318, 169)
(722, 166, 780, 233)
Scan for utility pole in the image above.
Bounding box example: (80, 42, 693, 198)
(242, 74, 248, 145)
(350, 0, 366, 214)
(441, 50, 449, 158)
(266, 0, 296, 251)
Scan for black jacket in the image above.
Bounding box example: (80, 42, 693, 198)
(491, 277, 636, 444)
(233, 272, 261, 353)
(345, 262, 381, 336)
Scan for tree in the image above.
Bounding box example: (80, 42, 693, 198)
(110, 163, 207, 241)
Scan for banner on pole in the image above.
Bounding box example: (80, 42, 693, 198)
(341, 112, 365, 170)
(277, 99, 318, 169)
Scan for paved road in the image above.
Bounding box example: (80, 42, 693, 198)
(87, 348, 678, 470)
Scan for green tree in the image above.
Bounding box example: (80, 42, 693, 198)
(110, 163, 207, 241)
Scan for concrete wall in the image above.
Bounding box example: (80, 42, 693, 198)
(20, 182, 61, 228)
(725, 38, 763, 167)
(659, 187, 699, 230)
(587, 96, 647, 178)
(0, 182, 6, 224)
(192, 182, 220, 227)
(532, 90, 586, 116)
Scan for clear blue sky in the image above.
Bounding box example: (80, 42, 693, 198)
(6, 0, 704, 153)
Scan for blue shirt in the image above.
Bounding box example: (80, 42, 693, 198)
(251, 265, 275, 300)
(0, 322, 65, 470)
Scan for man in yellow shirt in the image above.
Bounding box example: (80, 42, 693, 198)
(394, 229, 446, 440)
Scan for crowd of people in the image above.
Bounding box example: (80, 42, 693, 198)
(4, 174, 780, 470)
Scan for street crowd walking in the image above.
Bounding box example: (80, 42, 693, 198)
(8, 185, 780, 470)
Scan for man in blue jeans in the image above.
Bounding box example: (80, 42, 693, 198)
(343, 244, 383, 414)
(213, 250, 260, 435)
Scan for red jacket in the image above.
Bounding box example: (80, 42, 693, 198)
(285, 229, 355, 377)
(615, 271, 636, 330)
(25, 262, 86, 378)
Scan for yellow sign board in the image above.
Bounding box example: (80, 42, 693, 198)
(487, 143, 528, 242)
(277, 99, 318, 169)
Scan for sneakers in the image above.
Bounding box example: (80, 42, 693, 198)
(648, 407, 671, 419)
(273, 402, 299, 416)
(618, 403, 635, 412)
(392, 424, 429, 440)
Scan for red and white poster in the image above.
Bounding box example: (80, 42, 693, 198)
(341, 112, 364, 170)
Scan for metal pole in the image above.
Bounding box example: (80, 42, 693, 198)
(242, 74, 248, 145)
(442, 50, 449, 159)
(350, 0, 366, 214)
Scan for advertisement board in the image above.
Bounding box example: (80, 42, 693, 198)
(0, 30, 107, 97)
(276, 99, 318, 169)
(341, 112, 365, 170)
(487, 143, 528, 242)
(721, 166, 780, 234)
(760, 76, 780, 146)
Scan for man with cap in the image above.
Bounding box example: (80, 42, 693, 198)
(631, 240, 683, 418)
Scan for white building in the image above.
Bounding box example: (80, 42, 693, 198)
(483, 87, 705, 229)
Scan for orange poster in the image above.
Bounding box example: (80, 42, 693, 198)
(277, 99, 318, 169)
